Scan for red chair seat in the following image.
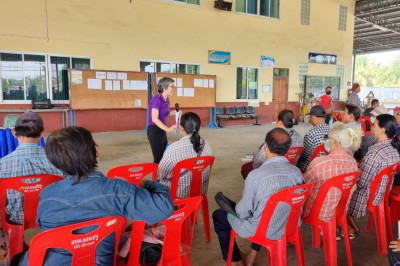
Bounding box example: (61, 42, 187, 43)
(107, 162, 158, 185)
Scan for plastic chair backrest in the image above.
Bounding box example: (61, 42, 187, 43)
(0, 174, 64, 259)
(251, 183, 314, 244)
(367, 163, 399, 209)
(225, 107, 235, 116)
(305, 171, 361, 221)
(310, 144, 328, 163)
(284, 147, 303, 164)
(245, 106, 255, 114)
(129, 197, 203, 266)
(215, 107, 224, 115)
(359, 116, 372, 136)
(235, 106, 245, 115)
(333, 112, 342, 122)
(170, 156, 215, 199)
(28, 216, 127, 266)
(107, 163, 158, 186)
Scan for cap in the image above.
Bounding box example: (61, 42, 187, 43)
(307, 105, 326, 117)
(15, 111, 44, 127)
(370, 106, 388, 117)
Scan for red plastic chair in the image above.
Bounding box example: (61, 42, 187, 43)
(366, 163, 399, 256)
(284, 146, 303, 165)
(0, 174, 63, 260)
(107, 162, 158, 186)
(170, 156, 215, 242)
(28, 216, 127, 266)
(303, 171, 361, 266)
(310, 144, 328, 163)
(333, 112, 342, 122)
(359, 116, 372, 137)
(226, 183, 315, 266)
(127, 197, 203, 266)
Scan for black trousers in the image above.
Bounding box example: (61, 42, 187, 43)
(147, 125, 167, 164)
(325, 114, 331, 124)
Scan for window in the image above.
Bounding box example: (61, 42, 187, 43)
(0, 51, 91, 103)
(236, 67, 258, 100)
(301, 0, 310, 25)
(140, 60, 200, 74)
(236, 0, 279, 18)
(170, 0, 200, 5)
(339, 5, 347, 31)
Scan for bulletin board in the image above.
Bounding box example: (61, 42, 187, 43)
(151, 73, 216, 108)
(69, 69, 149, 110)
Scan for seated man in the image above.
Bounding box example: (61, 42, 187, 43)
(0, 111, 62, 225)
(297, 106, 330, 172)
(363, 99, 379, 117)
(213, 128, 304, 266)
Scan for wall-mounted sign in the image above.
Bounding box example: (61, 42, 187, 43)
(261, 56, 275, 67)
(208, 50, 231, 65)
(308, 52, 337, 65)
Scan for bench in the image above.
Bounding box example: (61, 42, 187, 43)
(216, 106, 260, 127)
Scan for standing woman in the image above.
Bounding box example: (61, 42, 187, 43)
(348, 83, 361, 108)
(147, 77, 178, 164)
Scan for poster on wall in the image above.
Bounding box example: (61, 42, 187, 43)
(261, 56, 275, 67)
(308, 52, 337, 65)
(208, 50, 231, 65)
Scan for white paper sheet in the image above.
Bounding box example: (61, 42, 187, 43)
(117, 73, 127, 80)
(209, 79, 214, 88)
(203, 79, 209, 88)
(105, 80, 113, 91)
(123, 80, 130, 90)
(134, 99, 141, 107)
(113, 80, 120, 90)
(177, 88, 183, 96)
(183, 88, 194, 97)
(194, 79, 203, 87)
(130, 80, 137, 90)
(175, 111, 181, 135)
(107, 72, 117, 79)
(139, 81, 148, 90)
(177, 78, 183, 87)
(88, 79, 102, 89)
(96, 72, 106, 79)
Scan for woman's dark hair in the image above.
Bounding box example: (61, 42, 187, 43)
(45, 126, 98, 184)
(265, 128, 291, 156)
(157, 77, 175, 93)
(376, 114, 400, 149)
(277, 109, 298, 128)
(14, 123, 43, 138)
(180, 112, 202, 153)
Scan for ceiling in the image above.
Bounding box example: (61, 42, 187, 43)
(354, 0, 400, 54)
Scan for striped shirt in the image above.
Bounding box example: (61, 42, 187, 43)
(297, 123, 330, 172)
(0, 143, 63, 224)
(253, 128, 303, 169)
(304, 149, 358, 222)
(157, 135, 212, 198)
(348, 139, 400, 218)
(229, 156, 304, 239)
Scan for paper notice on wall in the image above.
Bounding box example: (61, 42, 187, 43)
(130, 80, 137, 90)
(183, 88, 194, 97)
(134, 99, 141, 107)
(172, 78, 177, 84)
(177, 88, 183, 96)
(96, 72, 106, 79)
(71, 70, 83, 85)
(107, 72, 117, 79)
(123, 80, 130, 90)
(177, 78, 183, 87)
(105, 80, 113, 91)
(203, 79, 209, 88)
(139, 81, 148, 90)
(117, 72, 127, 80)
(194, 79, 203, 87)
(88, 79, 102, 89)
(209, 79, 214, 88)
(113, 80, 121, 90)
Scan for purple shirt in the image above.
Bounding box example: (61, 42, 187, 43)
(148, 93, 170, 126)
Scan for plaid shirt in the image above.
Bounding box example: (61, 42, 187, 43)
(304, 149, 358, 221)
(0, 143, 63, 224)
(157, 135, 212, 198)
(297, 123, 330, 172)
(253, 128, 303, 169)
(348, 139, 400, 218)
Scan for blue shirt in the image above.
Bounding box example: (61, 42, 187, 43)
(148, 93, 170, 126)
(20, 171, 174, 266)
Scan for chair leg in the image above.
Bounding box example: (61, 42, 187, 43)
(366, 212, 373, 233)
(385, 200, 394, 242)
(340, 219, 353, 266)
(321, 222, 337, 266)
(391, 200, 400, 223)
(201, 195, 211, 242)
(312, 226, 322, 248)
(293, 231, 305, 266)
(226, 231, 236, 266)
(374, 206, 388, 257)
(268, 240, 286, 266)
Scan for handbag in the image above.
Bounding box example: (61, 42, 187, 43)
(215, 192, 238, 217)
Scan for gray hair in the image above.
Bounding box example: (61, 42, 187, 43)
(329, 122, 362, 151)
(157, 77, 174, 93)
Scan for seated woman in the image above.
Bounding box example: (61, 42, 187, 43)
(157, 112, 212, 198)
(241, 109, 303, 179)
(17, 126, 174, 266)
(303, 122, 361, 236)
(347, 114, 400, 235)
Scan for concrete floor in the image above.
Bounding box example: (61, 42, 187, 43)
(91, 122, 390, 266)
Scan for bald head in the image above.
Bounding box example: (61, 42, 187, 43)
(265, 128, 291, 156)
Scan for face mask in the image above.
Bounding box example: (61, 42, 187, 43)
(370, 117, 376, 124)
(326, 91, 332, 95)
(324, 139, 331, 153)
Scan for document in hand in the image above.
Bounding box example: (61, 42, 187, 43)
(215, 192, 238, 217)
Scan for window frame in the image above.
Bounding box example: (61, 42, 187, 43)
(160, 0, 202, 7)
(0, 50, 92, 104)
(235, 65, 260, 101)
(139, 59, 201, 74)
(235, 0, 281, 20)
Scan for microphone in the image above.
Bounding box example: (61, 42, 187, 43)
(175, 103, 179, 112)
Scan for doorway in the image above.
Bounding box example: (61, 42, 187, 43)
(272, 68, 289, 121)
